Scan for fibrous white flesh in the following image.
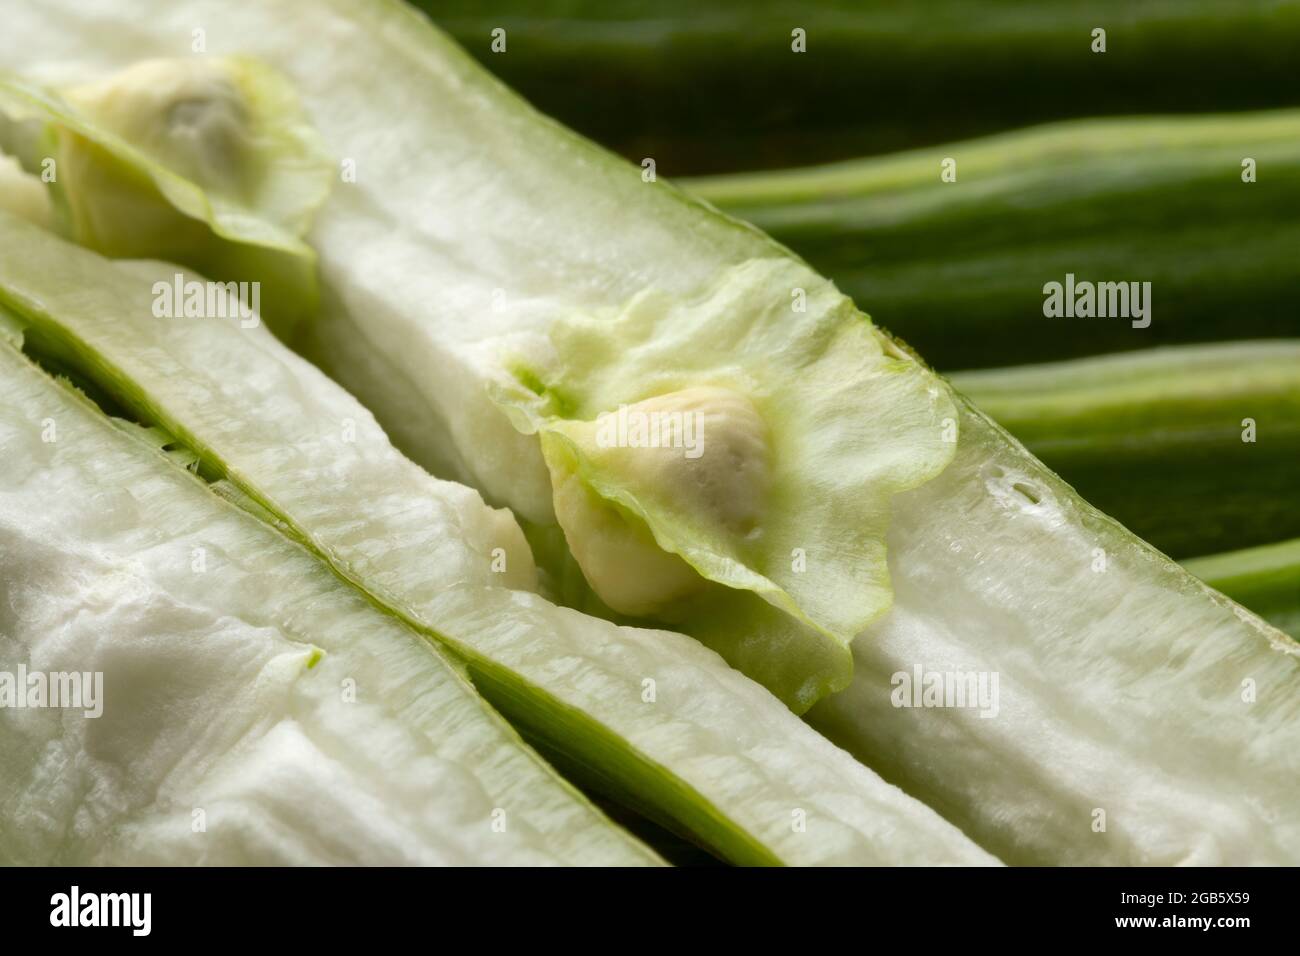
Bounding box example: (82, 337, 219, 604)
(0, 212, 997, 866)
(0, 341, 656, 866)
(8, 0, 1296, 865)
(0, 236, 539, 601)
(810, 404, 1300, 864)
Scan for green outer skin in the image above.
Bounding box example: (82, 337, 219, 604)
(685, 110, 1300, 369)
(461, 659, 780, 866)
(424, 0, 1300, 174)
(949, 342, 1300, 558)
(1184, 539, 1300, 639)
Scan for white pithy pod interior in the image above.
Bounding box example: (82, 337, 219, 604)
(809, 402, 1300, 865)
(0, 212, 998, 867)
(0, 338, 658, 866)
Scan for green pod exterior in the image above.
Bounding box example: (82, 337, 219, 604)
(1184, 538, 1300, 640)
(950, 342, 1300, 558)
(686, 111, 1300, 368)
(426, 0, 1300, 174)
